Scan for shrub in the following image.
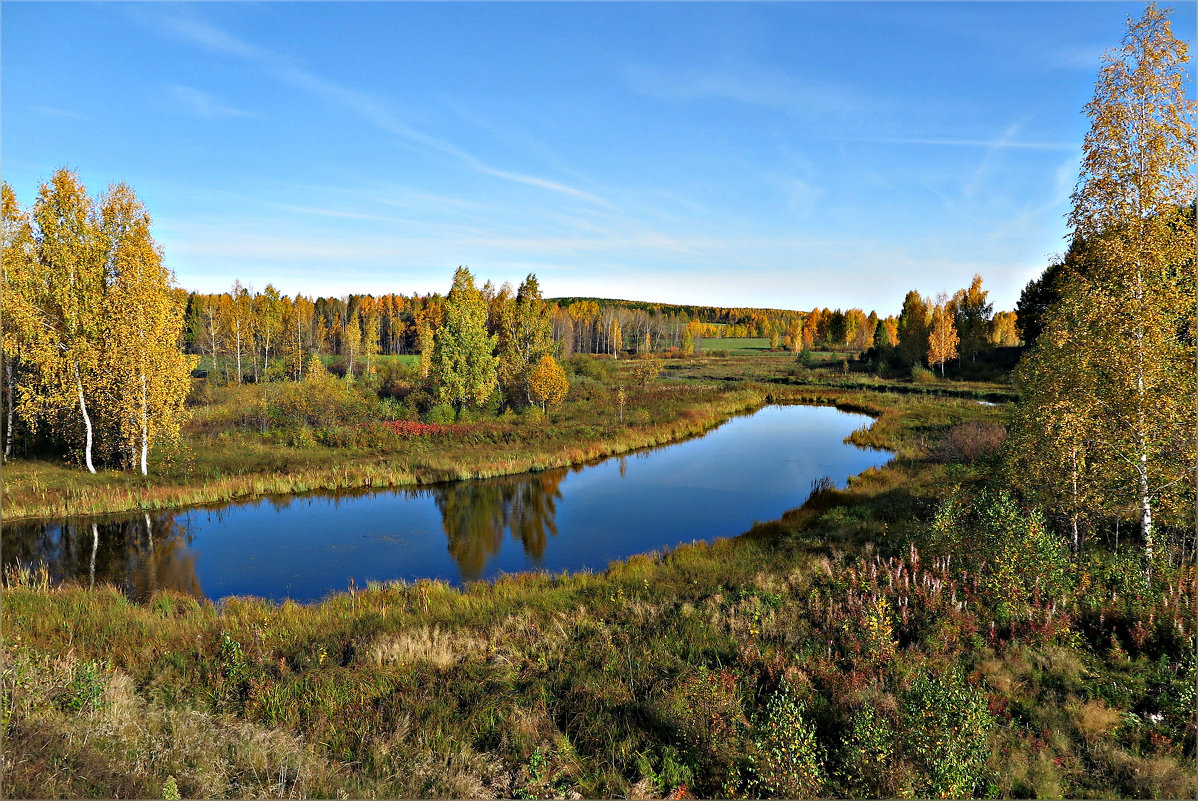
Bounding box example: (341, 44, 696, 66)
(937, 421, 1007, 462)
(268, 376, 374, 428)
(563, 354, 610, 381)
(925, 491, 1073, 624)
(425, 404, 456, 425)
(749, 680, 826, 797)
(911, 364, 937, 384)
(899, 671, 996, 798)
(59, 660, 105, 713)
(834, 704, 895, 797)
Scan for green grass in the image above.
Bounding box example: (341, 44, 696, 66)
(4, 386, 1193, 799)
(2, 371, 765, 519)
(375, 353, 421, 367)
(701, 337, 781, 353)
(4, 351, 1021, 520)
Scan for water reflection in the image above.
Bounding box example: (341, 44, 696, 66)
(3, 405, 893, 601)
(1, 469, 571, 594)
(436, 470, 566, 580)
(3, 512, 203, 601)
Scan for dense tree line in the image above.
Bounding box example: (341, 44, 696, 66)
(863, 273, 1019, 376)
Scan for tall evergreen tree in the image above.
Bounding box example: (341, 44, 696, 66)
(951, 274, 993, 362)
(896, 290, 931, 366)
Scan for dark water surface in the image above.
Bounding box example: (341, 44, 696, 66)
(2, 405, 890, 603)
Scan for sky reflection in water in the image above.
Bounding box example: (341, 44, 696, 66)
(2, 405, 890, 603)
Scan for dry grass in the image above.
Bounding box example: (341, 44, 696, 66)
(7, 376, 1193, 800)
(365, 625, 488, 668)
(2, 648, 347, 799)
(1070, 698, 1123, 743)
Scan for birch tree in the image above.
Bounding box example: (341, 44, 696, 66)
(1, 183, 35, 461)
(496, 274, 555, 405)
(255, 284, 284, 379)
(99, 182, 194, 474)
(1011, 3, 1196, 564)
(432, 267, 497, 411)
(16, 169, 107, 472)
(927, 295, 959, 377)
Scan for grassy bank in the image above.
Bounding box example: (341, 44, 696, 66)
(3, 388, 1193, 799)
(2, 351, 1005, 522)
(2, 381, 763, 521)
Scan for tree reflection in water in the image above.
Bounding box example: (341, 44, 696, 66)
(433, 468, 567, 580)
(2, 512, 203, 601)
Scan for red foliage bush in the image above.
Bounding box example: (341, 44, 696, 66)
(380, 420, 455, 436)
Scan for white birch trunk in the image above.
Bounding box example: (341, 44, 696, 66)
(140, 371, 149, 476)
(1140, 453, 1153, 565)
(4, 355, 14, 460)
(73, 361, 96, 473)
(1078, 447, 1087, 553)
(90, 523, 98, 588)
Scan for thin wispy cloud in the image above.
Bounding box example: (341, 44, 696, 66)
(170, 85, 259, 119)
(153, 11, 614, 211)
(1043, 44, 1110, 71)
(622, 61, 878, 122)
(853, 135, 1076, 151)
(13, 2, 1183, 310)
(962, 122, 1024, 200)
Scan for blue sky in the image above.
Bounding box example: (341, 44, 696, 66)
(4, 2, 1194, 313)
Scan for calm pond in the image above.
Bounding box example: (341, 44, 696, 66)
(2, 405, 890, 603)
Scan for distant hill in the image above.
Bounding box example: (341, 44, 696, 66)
(548, 296, 804, 323)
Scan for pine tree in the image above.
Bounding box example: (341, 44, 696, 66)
(952, 274, 993, 361)
(896, 291, 932, 366)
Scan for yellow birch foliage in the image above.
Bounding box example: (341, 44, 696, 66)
(528, 355, 569, 411)
(99, 182, 195, 474)
(989, 311, 1019, 346)
(927, 297, 959, 377)
(1011, 3, 1196, 554)
(1, 183, 36, 460)
(11, 169, 107, 472)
